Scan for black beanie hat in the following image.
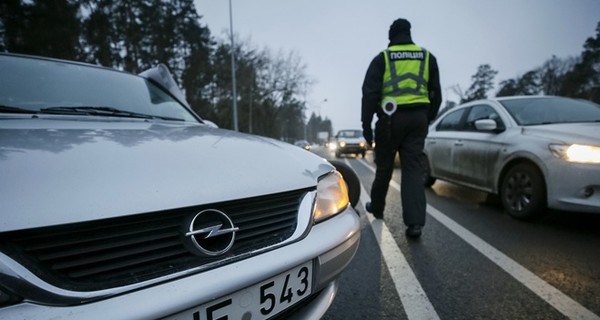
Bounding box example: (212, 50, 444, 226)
(388, 18, 411, 40)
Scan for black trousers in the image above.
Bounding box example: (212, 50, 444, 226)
(370, 108, 429, 226)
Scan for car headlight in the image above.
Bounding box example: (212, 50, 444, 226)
(339, 141, 346, 147)
(549, 144, 600, 164)
(359, 141, 366, 147)
(313, 171, 350, 223)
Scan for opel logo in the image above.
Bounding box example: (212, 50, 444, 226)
(183, 209, 239, 257)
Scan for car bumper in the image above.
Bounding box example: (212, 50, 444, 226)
(0, 208, 361, 319)
(337, 146, 366, 154)
(546, 160, 600, 213)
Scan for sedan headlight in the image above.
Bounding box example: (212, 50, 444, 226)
(549, 144, 600, 164)
(313, 171, 349, 223)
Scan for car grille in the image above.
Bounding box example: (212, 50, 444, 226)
(0, 188, 312, 291)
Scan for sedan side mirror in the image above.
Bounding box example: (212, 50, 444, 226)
(475, 119, 499, 132)
(139, 64, 191, 109)
(202, 120, 219, 128)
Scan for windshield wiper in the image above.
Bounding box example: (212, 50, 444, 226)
(40, 106, 185, 121)
(0, 105, 38, 114)
(40, 106, 157, 119)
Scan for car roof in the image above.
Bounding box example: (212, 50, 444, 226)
(474, 95, 563, 103)
(450, 95, 570, 110)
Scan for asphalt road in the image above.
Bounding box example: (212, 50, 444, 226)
(310, 146, 600, 320)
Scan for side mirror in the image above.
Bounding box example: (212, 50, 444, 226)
(474, 119, 498, 131)
(202, 120, 219, 128)
(139, 64, 190, 109)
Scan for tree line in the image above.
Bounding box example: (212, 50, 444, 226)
(0, 0, 332, 142)
(2, 2, 598, 135)
(445, 21, 600, 113)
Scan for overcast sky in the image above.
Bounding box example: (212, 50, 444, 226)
(194, 0, 600, 132)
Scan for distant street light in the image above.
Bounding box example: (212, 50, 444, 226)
(314, 98, 327, 117)
(229, 0, 239, 131)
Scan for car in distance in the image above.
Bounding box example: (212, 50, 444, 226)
(332, 129, 368, 158)
(294, 139, 311, 151)
(0, 53, 361, 319)
(424, 95, 600, 220)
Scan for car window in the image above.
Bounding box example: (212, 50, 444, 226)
(338, 130, 361, 138)
(465, 105, 504, 131)
(500, 96, 600, 125)
(436, 108, 466, 131)
(0, 55, 199, 122)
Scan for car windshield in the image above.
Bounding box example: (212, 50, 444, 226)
(0, 55, 199, 123)
(338, 130, 362, 138)
(500, 97, 600, 126)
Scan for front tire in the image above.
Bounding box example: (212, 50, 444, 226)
(500, 163, 546, 220)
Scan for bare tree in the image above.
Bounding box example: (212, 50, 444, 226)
(462, 64, 498, 103)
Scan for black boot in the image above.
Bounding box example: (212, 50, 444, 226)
(405, 225, 422, 238)
(365, 202, 383, 219)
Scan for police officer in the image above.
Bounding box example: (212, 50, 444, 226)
(361, 18, 441, 238)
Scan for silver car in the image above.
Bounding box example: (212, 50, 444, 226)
(332, 130, 368, 158)
(0, 53, 360, 319)
(424, 96, 600, 220)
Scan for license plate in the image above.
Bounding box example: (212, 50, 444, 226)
(164, 261, 313, 320)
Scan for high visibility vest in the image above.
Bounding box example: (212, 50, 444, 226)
(382, 44, 430, 107)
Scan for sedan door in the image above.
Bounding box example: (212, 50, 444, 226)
(425, 108, 467, 181)
(451, 104, 507, 191)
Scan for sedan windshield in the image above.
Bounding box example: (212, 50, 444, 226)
(500, 96, 600, 125)
(0, 54, 199, 123)
(338, 130, 362, 138)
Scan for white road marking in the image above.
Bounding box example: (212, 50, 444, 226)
(345, 158, 440, 320)
(355, 158, 600, 320)
(427, 206, 600, 320)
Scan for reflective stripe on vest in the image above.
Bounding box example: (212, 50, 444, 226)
(382, 44, 431, 106)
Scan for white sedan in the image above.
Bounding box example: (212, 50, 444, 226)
(0, 53, 360, 319)
(424, 95, 600, 220)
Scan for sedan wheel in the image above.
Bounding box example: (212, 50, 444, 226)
(500, 163, 546, 220)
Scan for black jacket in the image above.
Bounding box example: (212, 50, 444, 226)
(361, 33, 442, 143)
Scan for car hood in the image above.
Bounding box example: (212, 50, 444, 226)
(338, 137, 364, 143)
(522, 123, 600, 145)
(0, 117, 333, 231)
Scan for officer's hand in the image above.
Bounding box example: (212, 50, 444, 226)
(363, 130, 373, 145)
